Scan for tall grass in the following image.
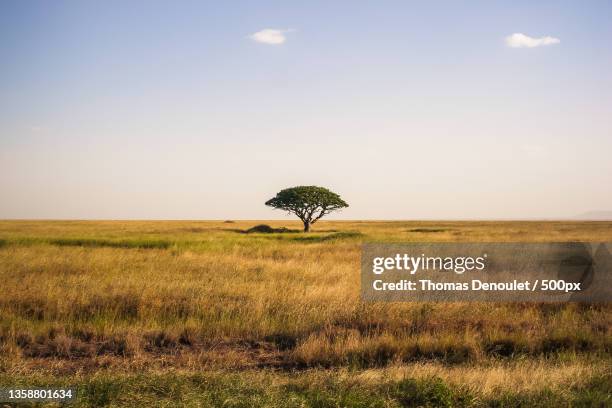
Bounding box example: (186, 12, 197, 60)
(0, 220, 610, 406)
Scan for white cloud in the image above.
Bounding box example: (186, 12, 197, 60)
(505, 33, 560, 48)
(249, 29, 293, 45)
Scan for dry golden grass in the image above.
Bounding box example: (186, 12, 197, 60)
(0, 220, 610, 406)
(338, 359, 607, 396)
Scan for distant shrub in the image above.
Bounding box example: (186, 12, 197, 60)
(245, 225, 298, 234)
(246, 225, 275, 233)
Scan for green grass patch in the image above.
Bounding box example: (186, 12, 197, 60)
(2, 237, 173, 249)
(289, 231, 363, 242)
(1, 372, 609, 407)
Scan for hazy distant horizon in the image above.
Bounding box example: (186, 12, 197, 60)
(2, 213, 611, 222)
(2, 1, 611, 219)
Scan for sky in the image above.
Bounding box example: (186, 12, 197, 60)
(1, 0, 611, 220)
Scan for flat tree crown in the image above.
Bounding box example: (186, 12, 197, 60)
(265, 186, 348, 231)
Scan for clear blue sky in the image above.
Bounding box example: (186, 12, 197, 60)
(1, 1, 611, 219)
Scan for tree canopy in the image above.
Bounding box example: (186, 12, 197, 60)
(265, 186, 349, 232)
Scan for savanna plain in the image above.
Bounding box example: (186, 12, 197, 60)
(0, 220, 610, 407)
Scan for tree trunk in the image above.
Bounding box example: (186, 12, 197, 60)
(303, 220, 310, 232)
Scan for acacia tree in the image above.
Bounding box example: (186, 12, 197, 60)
(265, 186, 349, 232)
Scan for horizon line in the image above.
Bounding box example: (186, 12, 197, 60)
(1, 218, 611, 222)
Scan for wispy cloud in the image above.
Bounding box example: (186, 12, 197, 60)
(249, 29, 294, 45)
(505, 33, 560, 48)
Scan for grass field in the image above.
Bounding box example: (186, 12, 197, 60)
(0, 220, 610, 407)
